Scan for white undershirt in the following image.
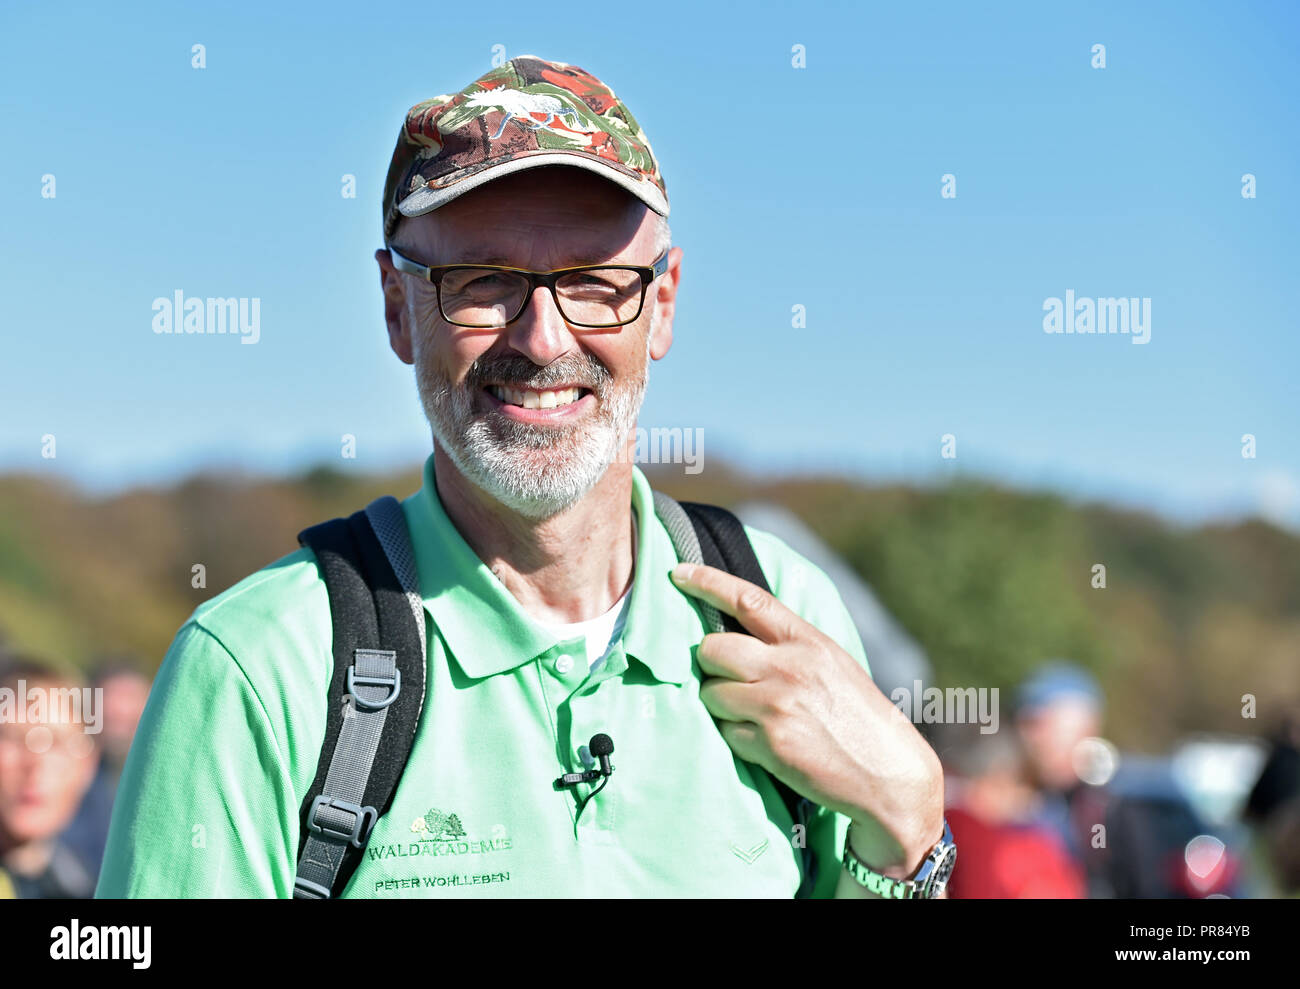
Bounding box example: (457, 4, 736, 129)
(540, 584, 632, 672)
(536, 519, 636, 673)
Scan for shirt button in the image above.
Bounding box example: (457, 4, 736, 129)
(555, 654, 575, 675)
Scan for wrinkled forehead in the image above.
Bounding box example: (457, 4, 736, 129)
(394, 166, 653, 267)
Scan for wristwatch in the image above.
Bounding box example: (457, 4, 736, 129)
(841, 819, 956, 899)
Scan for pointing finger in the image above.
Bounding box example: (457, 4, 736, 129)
(671, 562, 808, 645)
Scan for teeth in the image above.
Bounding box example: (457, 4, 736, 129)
(489, 386, 583, 409)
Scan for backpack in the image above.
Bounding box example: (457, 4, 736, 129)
(291, 492, 818, 899)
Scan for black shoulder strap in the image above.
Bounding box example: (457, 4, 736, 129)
(293, 500, 425, 899)
(291, 493, 815, 897)
(677, 501, 771, 631)
(673, 499, 820, 898)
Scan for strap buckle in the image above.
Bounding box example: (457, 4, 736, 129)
(307, 794, 378, 849)
(293, 876, 332, 900)
(347, 664, 401, 710)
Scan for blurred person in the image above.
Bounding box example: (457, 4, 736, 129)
(1014, 661, 1110, 889)
(92, 664, 151, 772)
(938, 723, 1085, 898)
(1016, 661, 1104, 794)
(59, 662, 151, 875)
(1242, 714, 1300, 896)
(1014, 662, 1240, 898)
(0, 656, 101, 898)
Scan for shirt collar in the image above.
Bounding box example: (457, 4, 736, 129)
(620, 466, 701, 685)
(401, 454, 701, 685)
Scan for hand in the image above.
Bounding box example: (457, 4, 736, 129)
(670, 561, 945, 874)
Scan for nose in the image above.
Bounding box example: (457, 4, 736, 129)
(505, 284, 576, 367)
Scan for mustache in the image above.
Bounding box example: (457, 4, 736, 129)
(464, 352, 612, 393)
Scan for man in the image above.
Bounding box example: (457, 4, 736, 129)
(0, 657, 101, 898)
(97, 55, 945, 898)
(59, 663, 151, 874)
(1014, 661, 1110, 895)
(937, 724, 1084, 898)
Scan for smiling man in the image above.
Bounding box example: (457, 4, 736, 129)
(96, 55, 949, 899)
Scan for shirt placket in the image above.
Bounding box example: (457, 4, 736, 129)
(538, 639, 629, 844)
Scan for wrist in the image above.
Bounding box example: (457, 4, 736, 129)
(842, 817, 956, 898)
(845, 817, 941, 879)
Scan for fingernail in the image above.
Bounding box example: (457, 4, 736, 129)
(671, 563, 694, 582)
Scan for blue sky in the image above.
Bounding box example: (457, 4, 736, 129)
(2, 0, 1297, 528)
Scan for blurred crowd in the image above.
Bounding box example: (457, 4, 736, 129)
(935, 662, 1300, 899)
(0, 655, 149, 899)
(0, 649, 1297, 898)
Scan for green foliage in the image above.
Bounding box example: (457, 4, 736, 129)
(823, 481, 1103, 691)
(2, 462, 1296, 750)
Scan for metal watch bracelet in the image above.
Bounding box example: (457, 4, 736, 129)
(841, 819, 956, 899)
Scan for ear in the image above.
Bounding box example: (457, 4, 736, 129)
(375, 248, 414, 365)
(648, 245, 682, 361)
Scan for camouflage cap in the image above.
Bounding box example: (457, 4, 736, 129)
(382, 55, 670, 245)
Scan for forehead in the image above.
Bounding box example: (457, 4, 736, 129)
(398, 166, 652, 266)
(0, 676, 89, 728)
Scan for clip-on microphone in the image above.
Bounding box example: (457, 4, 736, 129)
(554, 733, 615, 820)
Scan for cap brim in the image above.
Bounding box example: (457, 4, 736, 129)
(396, 150, 669, 220)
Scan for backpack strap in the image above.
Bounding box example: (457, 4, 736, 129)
(292, 496, 426, 899)
(652, 491, 820, 898)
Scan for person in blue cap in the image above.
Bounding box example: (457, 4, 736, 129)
(1014, 661, 1108, 893)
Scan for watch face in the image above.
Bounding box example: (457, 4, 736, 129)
(928, 845, 957, 895)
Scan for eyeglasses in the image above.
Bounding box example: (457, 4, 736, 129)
(388, 245, 670, 329)
(0, 723, 96, 759)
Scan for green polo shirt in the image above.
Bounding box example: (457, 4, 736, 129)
(96, 455, 871, 898)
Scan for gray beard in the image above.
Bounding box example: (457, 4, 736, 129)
(413, 311, 654, 521)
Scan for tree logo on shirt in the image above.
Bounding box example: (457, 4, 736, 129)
(410, 808, 467, 842)
(366, 808, 509, 861)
